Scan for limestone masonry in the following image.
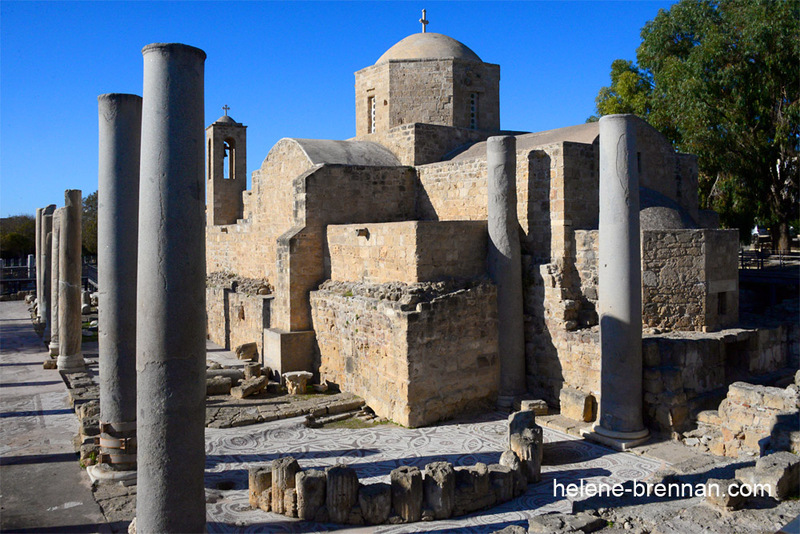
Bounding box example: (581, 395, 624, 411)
(202, 30, 791, 438)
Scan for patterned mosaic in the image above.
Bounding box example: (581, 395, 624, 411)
(204, 412, 667, 533)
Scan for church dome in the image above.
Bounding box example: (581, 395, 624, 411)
(215, 115, 237, 124)
(375, 33, 481, 65)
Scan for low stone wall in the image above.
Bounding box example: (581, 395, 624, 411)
(327, 221, 487, 284)
(311, 280, 498, 427)
(684, 377, 800, 457)
(642, 325, 792, 434)
(206, 273, 272, 357)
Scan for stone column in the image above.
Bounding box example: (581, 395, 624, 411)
(48, 211, 61, 356)
(41, 213, 53, 343)
(35, 207, 42, 319)
(88, 93, 142, 484)
(587, 114, 649, 450)
(57, 190, 84, 372)
(136, 43, 206, 534)
(487, 135, 526, 408)
(27, 254, 35, 279)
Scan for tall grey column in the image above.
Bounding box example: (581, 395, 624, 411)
(27, 254, 35, 278)
(588, 114, 649, 450)
(41, 213, 54, 343)
(136, 43, 206, 533)
(35, 208, 43, 319)
(487, 135, 526, 409)
(57, 190, 84, 372)
(49, 211, 62, 356)
(35, 205, 56, 321)
(87, 94, 142, 484)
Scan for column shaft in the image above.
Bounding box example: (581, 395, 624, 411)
(49, 211, 62, 356)
(487, 135, 526, 408)
(41, 214, 53, 343)
(594, 114, 648, 443)
(35, 208, 42, 320)
(57, 190, 84, 372)
(96, 93, 142, 474)
(136, 43, 206, 533)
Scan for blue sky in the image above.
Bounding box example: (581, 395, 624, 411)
(0, 0, 677, 218)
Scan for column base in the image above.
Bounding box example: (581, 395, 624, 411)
(57, 354, 85, 373)
(48, 341, 59, 357)
(87, 463, 137, 486)
(582, 424, 650, 451)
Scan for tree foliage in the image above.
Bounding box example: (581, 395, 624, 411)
(0, 214, 36, 259)
(82, 191, 98, 256)
(593, 0, 799, 248)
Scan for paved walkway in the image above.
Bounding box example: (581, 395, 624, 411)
(0, 300, 108, 533)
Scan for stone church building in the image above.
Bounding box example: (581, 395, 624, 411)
(204, 30, 764, 430)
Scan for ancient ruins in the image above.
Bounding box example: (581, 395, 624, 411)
(203, 28, 793, 440)
(12, 17, 798, 534)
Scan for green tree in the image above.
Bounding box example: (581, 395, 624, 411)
(82, 191, 98, 256)
(593, 0, 799, 249)
(0, 214, 36, 259)
(590, 59, 652, 121)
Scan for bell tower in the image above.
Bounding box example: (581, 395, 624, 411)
(206, 107, 247, 226)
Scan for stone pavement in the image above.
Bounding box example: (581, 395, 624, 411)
(0, 300, 109, 533)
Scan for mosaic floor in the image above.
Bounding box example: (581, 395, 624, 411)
(204, 412, 667, 533)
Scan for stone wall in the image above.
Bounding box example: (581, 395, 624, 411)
(686, 379, 800, 457)
(206, 279, 272, 357)
(327, 221, 487, 284)
(641, 325, 792, 434)
(642, 229, 739, 331)
(206, 138, 315, 280)
(272, 165, 417, 332)
(356, 123, 491, 166)
(311, 281, 498, 427)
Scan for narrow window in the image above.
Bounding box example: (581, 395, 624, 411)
(207, 139, 212, 180)
(469, 92, 478, 129)
(368, 96, 376, 134)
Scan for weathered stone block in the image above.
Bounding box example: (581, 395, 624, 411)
(358, 482, 391, 525)
(235, 341, 258, 361)
(326, 464, 359, 524)
(488, 463, 515, 502)
(453, 463, 495, 516)
(283, 488, 298, 518)
(207, 375, 232, 395)
(704, 478, 745, 510)
(243, 362, 262, 379)
(499, 450, 527, 496)
(248, 465, 272, 509)
(257, 487, 272, 512)
(296, 469, 326, 521)
(559, 387, 595, 422)
(508, 411, 543, 483)
(519, 399, 548, 415)
(736, 451, 800, 500)
(391, 465, 422, 522)
(231, 375, 267, 399)
(423, 461, 454, 520)
(272, 457, 300, 514)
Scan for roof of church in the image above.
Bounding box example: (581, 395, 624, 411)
(375, 32, 482, 65)
(214, 115, 238, 125)
(289, 138, 401, 167)
(450, 123, 600, 161)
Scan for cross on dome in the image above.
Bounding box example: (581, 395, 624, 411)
(419, 9, 429, 33)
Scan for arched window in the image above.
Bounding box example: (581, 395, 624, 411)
(223, 138, 236, 179)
